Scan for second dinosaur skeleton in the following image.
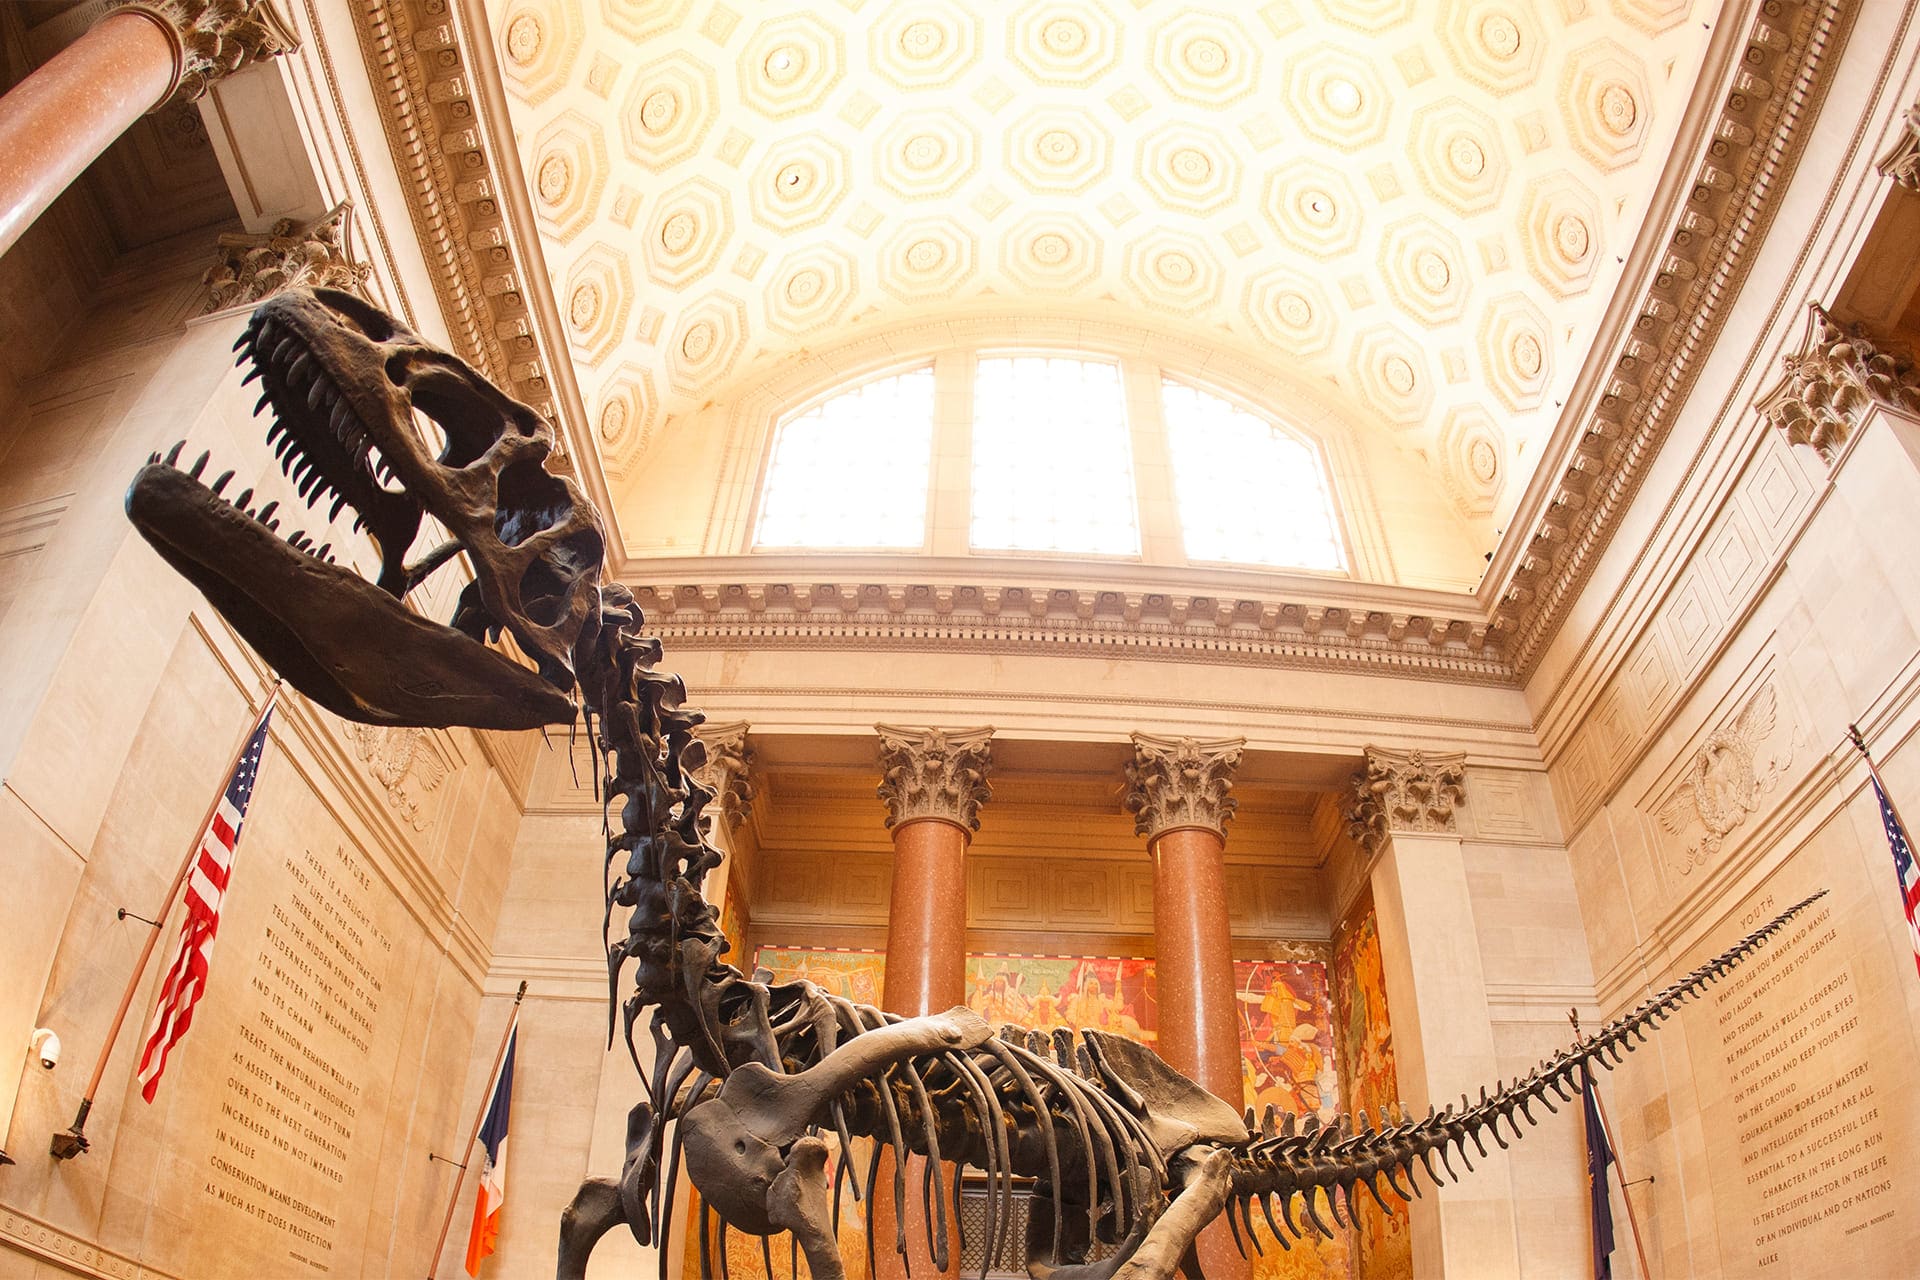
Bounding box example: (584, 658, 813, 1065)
(122, 289, 1824, 1278)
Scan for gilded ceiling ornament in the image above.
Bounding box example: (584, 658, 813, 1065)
(122, 0, 299, 109)
(201, 201, 371, 314)
(1345, 747, 1467, 853)
(875, 725, 994, 832)
(503, 12, 541, 65)
(1122, 733, 1244, 841)
(599, 397, 629, 446)
(1656, 685, 1790, 875)
(1759, 304, 1920, 464)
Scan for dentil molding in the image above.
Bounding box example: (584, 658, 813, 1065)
(875, 724, 994, 833)
(1345, 746, 1468, 852)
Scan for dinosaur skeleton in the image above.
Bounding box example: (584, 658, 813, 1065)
(123, 290, 1825, 1279)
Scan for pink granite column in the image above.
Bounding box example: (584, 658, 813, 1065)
(1125, 732, 1250, 1280)
(872, 724, 993, 1277)
(0, 1, 297, 258)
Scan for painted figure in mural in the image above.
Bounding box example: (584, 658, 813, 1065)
(123, 289, 1828, 1280)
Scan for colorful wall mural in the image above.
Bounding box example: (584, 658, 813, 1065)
(1331, 892, 1412, 1280)
(682, 941, 1387, 1278)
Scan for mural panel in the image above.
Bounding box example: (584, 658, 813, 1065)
(1332, 892, 1412, 1280)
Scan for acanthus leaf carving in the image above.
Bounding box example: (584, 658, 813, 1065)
(875, 724, 993, 832)
(1874, 102, 1920, 191)
(1758, 304, 1920, 465)
(1122, 732, 1243, 841)
(203, 200, 371, 314)
(692, 719, 755, 833)
(122, 0, 300, 108)
(1345, 746, 1467, 852)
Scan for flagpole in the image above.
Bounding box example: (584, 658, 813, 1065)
(428, 980, 527, 1279)
(1847, 723, 1914, 832)
(1572, 1009, 1655, 1279)
(50, 680, 281, 1161)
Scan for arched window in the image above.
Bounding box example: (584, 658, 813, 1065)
(970, 356, 1139, 556)
(752, 366, 936, 549)
(1161, 380, 1344, 571)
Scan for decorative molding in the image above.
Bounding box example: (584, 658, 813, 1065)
(1485, 0, 1846, 674)
(1874, 101, 1920, 190)
(630, 581, 1514, 686)
(0, 1208, 149, 1280)
(1653, 679, 1797, 876)
(875, 723, 994, 833)
(1122, 732, 1243, 841)
(343, 0, 574, 468)
(692, 719, 755, 831)
(121, 0, 300, 109)
(1757, 303, 1920, 464)
(1346, 746, 1467, 852)
(202, 199, 370, 312)
(347, 722, 446, 832)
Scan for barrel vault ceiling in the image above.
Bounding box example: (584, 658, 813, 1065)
(482, 0, 1716, 533)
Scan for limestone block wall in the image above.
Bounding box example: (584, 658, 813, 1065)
(0, 236, 527, 1280)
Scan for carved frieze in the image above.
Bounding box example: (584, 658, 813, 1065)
(123, 0, 300, 107)
(1345, 746, 1467, 853)
(1122, 733, 1243, 841)
(876, 724, 994, 833)
(1874, 103, 1920, 191)
(203, 200, 371, 313)
(1758, 305, 1920, 464)
(1654, 682, 1795, 875)
(692, 719, 755, 832)
(348, 722, 446, 831)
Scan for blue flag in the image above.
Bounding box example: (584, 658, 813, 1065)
(1582, 1061, 1615, 1279)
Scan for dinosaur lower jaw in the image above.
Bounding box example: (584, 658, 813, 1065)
(126, 461, 574, 729)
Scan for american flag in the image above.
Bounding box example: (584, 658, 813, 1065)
(1870, 773, 1920, 977)
(136, 698, 276, 1102)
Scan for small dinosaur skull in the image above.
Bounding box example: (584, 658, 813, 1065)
(126, 288, 603, 729)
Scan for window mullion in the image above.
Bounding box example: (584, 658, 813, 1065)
(928, 352, 972, 557)
(1122, 359, 1188, 567)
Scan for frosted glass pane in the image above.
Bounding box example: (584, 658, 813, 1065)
(1162, 380, 1344, 570)
(970, 356, 1139, 556)
(753, 367, 935, 548)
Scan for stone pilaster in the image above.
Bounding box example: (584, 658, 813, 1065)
(1345, 745, 1468, 854)
(121, 0, 300, 108)
(691, 719, 754, 835)
(874, 724, 993, 834)
(1758, 304, 1920, 465)
(1875, 102, 1920, 191)
(202, 199, 370, 313)
(1121, 732, 1244, 840)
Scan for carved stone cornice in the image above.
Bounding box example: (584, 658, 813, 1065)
(202, 199, 370, 313)
(1345, 747, 1468, 853)
(1122, 733, 1244, 842)
(344, 0, 574, 470)
(1758, 304, 1920, 464)
(1484, 0, 1848, 675)
(630, 582, 1513, 686)
(875, 724, 994, 834)
(1875, 103, 1920, 191)
(692, 720, 754, 832)
(120, 0, 299, 108)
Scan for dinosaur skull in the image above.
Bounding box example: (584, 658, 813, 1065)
(125, 288, 603, 729)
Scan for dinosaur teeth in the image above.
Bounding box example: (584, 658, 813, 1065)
(188, 451, 209, 480)
(235, 488, 254, 510)
(211, 470, 233, 496)
(165, 440, 185, 466)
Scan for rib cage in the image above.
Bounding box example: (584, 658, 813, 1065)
(581, 584, 1827, 1275)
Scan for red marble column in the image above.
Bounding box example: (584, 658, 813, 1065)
(1125, 732, 1250, 1280)
(0, 10, 179, 258)
(872, 724, 993, 1278)
(0, 1, 299, 259)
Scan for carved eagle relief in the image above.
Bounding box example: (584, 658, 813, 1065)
(1657, 683, 1788, 874)
(348, 722, 447, 831)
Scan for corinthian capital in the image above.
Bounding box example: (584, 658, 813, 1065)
(1759, 304, 1920, 464)
(692, 721, 754, 832)
(876, 725, 994, 833)
(203, 201, 370, 313)
(1346, 746, 1467, 853)
(1875, 103, 1920, 191)
(120, 0, 300, 108)
(1122, 733, 1243, 841)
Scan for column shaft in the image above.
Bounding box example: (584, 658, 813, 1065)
(1149, 826, 1241, 1103)
(0, 11, 178, 258)
(880, 817, 969, 1016)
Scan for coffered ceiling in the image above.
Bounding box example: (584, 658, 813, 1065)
(482, 0, 1715, 532)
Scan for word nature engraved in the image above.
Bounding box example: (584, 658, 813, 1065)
(204, 844, 392, 1273)
(1709, 893, 1891, 1268)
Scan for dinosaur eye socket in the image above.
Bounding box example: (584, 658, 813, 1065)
(734, 1140, 747, 1155)
(313, 287, 395, 343)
